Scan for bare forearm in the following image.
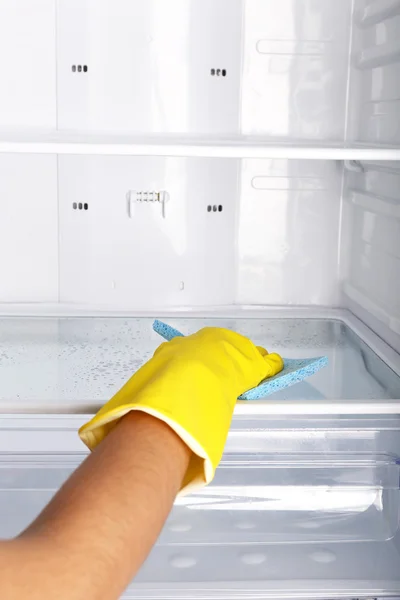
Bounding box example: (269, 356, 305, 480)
(0, 412, 190, 600)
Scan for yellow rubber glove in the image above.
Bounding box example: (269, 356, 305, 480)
(79, 328, 283, 495)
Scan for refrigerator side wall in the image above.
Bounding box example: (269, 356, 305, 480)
(347, 0, 400, 146)
(341, 161, 400, 352)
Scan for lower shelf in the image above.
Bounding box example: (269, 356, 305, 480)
(2, 450, 400, 599)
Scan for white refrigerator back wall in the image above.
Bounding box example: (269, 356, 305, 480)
(57, 0, 242, 134)
(2, 0, 400, 144)
(0, 153, 343, 309)
(237, 159, 342, 307)
(0, 154, 58, 302)
(0, 0, 56, 130)
(241, 0, 351, 140)
(59, 156, 237, 308)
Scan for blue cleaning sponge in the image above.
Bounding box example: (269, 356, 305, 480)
(153, 320, 328, 400)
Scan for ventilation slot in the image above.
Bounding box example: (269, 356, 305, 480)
(72, 65, 88, 73)
(210, 68, 227, 77)
(207, 205, 223, 213)
(73, 202, 89, 210)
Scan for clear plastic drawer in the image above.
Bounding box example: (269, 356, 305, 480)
(2, 414, 400, 600)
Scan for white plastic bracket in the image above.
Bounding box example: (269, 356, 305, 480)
(127, 190, 169, 219)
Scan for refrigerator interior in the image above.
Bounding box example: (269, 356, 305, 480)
(0, 1, 400, 599)
(1, 154, 399, 359)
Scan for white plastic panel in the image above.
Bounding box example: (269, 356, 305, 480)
(0, 155, 58, 302)
(0, 0, 56, 130)
(237, 159, 343, 306)
(342, 161, 400, 349)
(348, 0, 400, 144)
(58, 156, 237, 308)
(241, 0, 352, 140)
(57, 0, 242, 134)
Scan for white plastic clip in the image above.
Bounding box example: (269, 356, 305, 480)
(158, 191, 169, 219)
(127, 190, 169, 219)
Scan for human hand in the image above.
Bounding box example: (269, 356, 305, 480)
(79, 327, 283, 494)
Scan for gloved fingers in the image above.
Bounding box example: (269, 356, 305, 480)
(255, 345, 284, 379)
(262, 352, 284, 378)
(256, 345, 269, 357)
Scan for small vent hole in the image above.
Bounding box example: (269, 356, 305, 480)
(72, 64, 88, 74)
(73, 202, 89, 211)
(211, 68, 227, 77)
(207, 204, 223, 213)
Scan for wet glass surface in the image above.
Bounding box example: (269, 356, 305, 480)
(0, 317, 398, 410)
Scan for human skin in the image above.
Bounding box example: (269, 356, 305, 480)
(0, 411, 191, 600)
